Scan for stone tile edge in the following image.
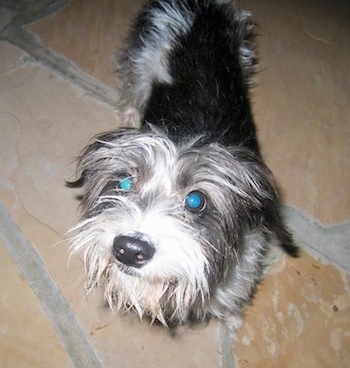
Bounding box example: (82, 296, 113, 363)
(0, 204, 103, 368)
(219, 321, 236, 368)
(1, 26, 119, 108)
(0, 0, 118, 109)
(282, 204, 350, 273)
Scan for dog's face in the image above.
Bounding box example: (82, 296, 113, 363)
(68, 126, 278, 325)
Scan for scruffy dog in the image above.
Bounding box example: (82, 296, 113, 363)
(68, 0, 297, 331)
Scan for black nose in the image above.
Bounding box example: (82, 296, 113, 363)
(112, 235, 155, 268)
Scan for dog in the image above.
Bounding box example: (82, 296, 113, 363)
(67, 0, 297, 331)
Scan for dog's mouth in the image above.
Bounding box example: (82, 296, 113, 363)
(115, 261, 143, 277)
(114, 260, 179, 286)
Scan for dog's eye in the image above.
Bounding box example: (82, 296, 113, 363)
(118, 176, 134, 191)
(185, 191, 206, 213)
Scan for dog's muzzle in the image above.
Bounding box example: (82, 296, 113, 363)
(112, 235, 155, 268)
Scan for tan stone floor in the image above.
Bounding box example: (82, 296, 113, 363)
(1, 0, 349, 367)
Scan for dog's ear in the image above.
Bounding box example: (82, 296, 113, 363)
(227, 147, 278, 207)
(65, 138, 105, 189)
(66, 128, 137, 189)
(66, 175, 85, 188)
(228, 147, 297, 256)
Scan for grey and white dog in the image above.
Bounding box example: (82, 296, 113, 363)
(68, 0, 297, 330)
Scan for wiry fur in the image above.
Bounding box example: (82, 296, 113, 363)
(68, 0, 297, 330)
(115, 0, 257, 127)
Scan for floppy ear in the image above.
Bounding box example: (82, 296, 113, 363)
(66, 128, 137, 189)
(65, 137, 106, 189)
(226, 147, 278, 206)
(66, 175, 85, 188)
(228, 147, 297, 257)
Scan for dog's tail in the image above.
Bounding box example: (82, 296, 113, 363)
(114, 0, 257, 127)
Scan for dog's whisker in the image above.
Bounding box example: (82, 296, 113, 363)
(49, 237, 68, 249)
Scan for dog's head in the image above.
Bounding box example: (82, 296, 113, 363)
(67, 125, 281, 325)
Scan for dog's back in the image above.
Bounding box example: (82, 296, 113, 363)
(115, 0, 259, 152)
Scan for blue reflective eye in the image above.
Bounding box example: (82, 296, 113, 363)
(118, 176, 133, 191)
(185, 191, 206, 213)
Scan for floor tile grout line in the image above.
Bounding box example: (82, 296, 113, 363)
(0, 0, 69, 27)
(0, 0, 110, 105)
(1, 26, 119, 109)
(219, 321, 236, 368)
(0, 204, 103, 368)
(282, 205, 350, 273)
